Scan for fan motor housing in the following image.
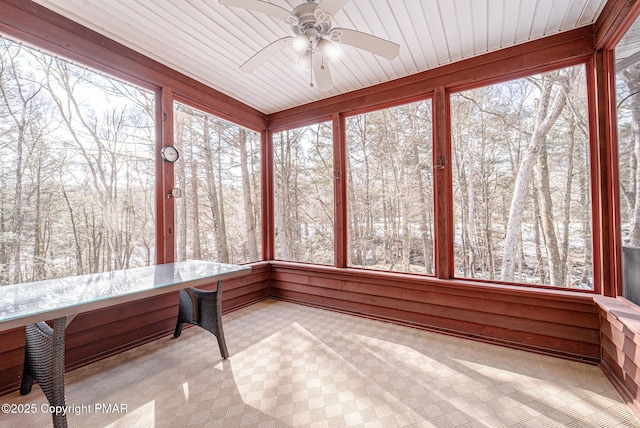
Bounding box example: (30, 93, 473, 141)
(291, 2, 331, 36)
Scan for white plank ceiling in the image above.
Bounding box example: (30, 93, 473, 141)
(29, 0, 608, 114)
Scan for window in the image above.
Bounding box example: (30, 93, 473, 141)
(616, 15, 640, 303)
(346, 100, 434, 274)
(0, 37, 155, 285)
(450, 65, 593, 288)
(173, 102, 262, 264)
(273, 122, 334, 264)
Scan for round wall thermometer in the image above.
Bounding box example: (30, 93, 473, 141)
(161, 146, 179, 163)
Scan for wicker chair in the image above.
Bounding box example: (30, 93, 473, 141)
(20, 317, 68, 428)
(174, 280, 229, 358)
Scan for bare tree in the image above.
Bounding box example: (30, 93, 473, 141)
(239, 128, 259, 261)
(501, 72, 569, 282)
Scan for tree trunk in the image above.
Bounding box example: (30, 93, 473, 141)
(413, 145, 432, 273)
(239, 128, 259, 261)
(347, 151, 361, 265)
(216, 128, 229, 261)
(536, 142, 563, 286)
(32, 155, 46, 280)
(274, 132, 291, 259)
(175, 118, 188, 262)
(532, 180, 546, 284)
(560, 122, 576, 286)
(203, 117, 228, 263)
(190, 156, 201, 260)
(501, 75, 568, 281)
(623, 70, 640, 245)
(62, 188, 84, 275)
(400, 163, 410, 271)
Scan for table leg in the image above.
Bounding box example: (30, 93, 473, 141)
(20, 317, 68, 428)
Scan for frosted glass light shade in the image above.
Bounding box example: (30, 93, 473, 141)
(292, 34, 310, 55)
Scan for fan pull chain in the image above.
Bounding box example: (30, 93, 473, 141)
(310, 53, 313, 87)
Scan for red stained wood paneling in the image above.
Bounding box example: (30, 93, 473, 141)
(333, 113, 347, 268)
(263, 131, 275, 261)
(594, 0, 640, 49)
(433, 87, 452, 279)
(268, 27, 593, 131)
(596, 296, 640, 414)
(0, 329, 25, 396)
(269, 263, 601, 362)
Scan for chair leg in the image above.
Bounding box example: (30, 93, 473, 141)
(214, 282, 229, 359)
(174, 321, 184, 338)
(21, 318, 69, 428)
(174, 282, 230, 358)
(19, 370, 33, 395)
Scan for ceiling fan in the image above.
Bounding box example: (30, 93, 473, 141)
(219, 0, 400, 91)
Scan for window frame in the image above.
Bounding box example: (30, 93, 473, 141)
(343, 98, 436, 276)
(270, 120, 336, 266)
(0, 34, 158, 282)
(447, 62, 598, 291)
(609, 5, 640, 301)
(171, 99, 263, 265)
(0, 0, 620, 297)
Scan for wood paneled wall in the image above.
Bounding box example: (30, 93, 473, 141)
(0, 264, 269, 396)
(596, 296, 640, 412)
(270, 262, 601, 363)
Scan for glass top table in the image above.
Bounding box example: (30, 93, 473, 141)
(0, 260, 251, 332)
(1, 260, 250, 428)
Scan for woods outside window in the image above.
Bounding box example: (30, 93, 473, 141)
(273, 122, 334, 265)
(0, 37, 155, 285)
(616, 15, 640, 304)
(450, 64, 593, 289)
(173, 102, 262, 264)
(346, 100, 434, 274)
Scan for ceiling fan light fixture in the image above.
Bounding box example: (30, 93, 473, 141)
(223, 0, 401, 91)
(297, 52, 312, 69)
(291, 34, 310, 55)
(318, 38, 338, 60)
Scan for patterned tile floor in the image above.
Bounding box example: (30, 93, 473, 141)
(1, 299, 639, 427)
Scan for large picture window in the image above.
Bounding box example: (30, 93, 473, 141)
(173, 102, 262, 264)
(0, 38, 155, 285)
(616, 15, 640, 304)
(273, 122, 334, 264)
(346, 100, 434, 274)
(450, 65, 593, 289)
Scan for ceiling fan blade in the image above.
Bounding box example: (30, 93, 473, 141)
(312, 53, 333, 91)
(219, 0, 292, 20)
(316, 0, 350, 16)
(332, 28, 400, 60)
(240, 37, 292, 73)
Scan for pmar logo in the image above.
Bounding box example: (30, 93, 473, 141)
(94, 403, 128, 414)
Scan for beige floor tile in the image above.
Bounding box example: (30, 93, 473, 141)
(1, 299, 639, 427)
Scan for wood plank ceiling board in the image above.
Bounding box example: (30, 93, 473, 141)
(401, 1, 436, 71)
(515, 1, 538, 44)
(439, 0, 464, 63)
(471, 0, 490, 55)
(500, 0, 522, 48)
(487, 0, 506, 50)
(453, 0, 476, 61)
(28, 0, 608, 115)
